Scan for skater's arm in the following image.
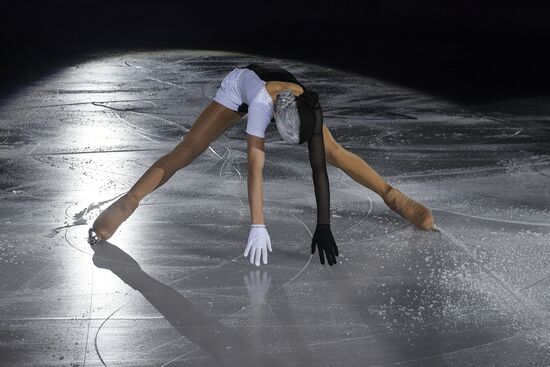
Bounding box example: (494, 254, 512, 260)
(245, 134, 272, 266)
(307, 125, 330, 225)
(307, 108, 339, 265)
(247, 134, 266, 224)
(243, 105, 273, 266)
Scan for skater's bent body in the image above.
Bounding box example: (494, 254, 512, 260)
(90, 63, 435, 266)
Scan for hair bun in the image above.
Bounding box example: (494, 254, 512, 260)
(274, 90, 295, 112)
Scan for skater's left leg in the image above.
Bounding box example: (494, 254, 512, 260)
(91, 102, 243, 242)
(322, 126, 434, 230)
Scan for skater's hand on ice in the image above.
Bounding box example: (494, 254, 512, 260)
(311, 224, 339, 266)
(244, 224, 272, 266)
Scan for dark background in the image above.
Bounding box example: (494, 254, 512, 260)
(1, 0, 549, 102)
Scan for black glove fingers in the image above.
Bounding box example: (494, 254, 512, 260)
(312, 225, 340, 266)
(318, 248, 325, 265)
(324, 248, 333, 266)
(330, 249, 337, 264)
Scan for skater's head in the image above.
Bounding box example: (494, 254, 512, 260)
(274, 89, 322, 144)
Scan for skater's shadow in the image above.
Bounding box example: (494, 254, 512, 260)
(91, 241, 279, 367)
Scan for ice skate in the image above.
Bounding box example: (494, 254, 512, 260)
(383, 187, 435, 230)
(91, 194, 139, 242)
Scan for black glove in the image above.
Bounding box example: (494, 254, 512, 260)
(311, 224, 339, 265)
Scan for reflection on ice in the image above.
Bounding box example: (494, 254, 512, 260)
(244, 270, 271, 305)
(92, 242, 280, 366)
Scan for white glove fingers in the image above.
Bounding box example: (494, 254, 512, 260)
(245, 226, 272, 266)
(254, 248, 261, 267)
(262, 246, 268, 265)
(244, 241, 252, 257)
(249, 247, 256, 264)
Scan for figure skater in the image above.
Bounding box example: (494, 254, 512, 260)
(88, 63, 435, 266)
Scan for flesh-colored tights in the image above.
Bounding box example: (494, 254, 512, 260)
(93, 101, 433, 240)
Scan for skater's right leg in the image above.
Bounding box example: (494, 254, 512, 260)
(92, 101, 243, 241)
(128, 101, 243, 200)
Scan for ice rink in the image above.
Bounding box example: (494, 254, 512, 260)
(1, 51, 549, 366)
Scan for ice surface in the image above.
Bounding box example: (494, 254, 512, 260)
(0, 50, 549, 366)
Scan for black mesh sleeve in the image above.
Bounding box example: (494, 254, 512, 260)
(307, 119, 330, 225)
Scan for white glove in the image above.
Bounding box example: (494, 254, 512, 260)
(244, 224, 272, 266)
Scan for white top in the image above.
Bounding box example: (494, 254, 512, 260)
(239, 69, 274, 138)
(214, 68, 274, 139)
